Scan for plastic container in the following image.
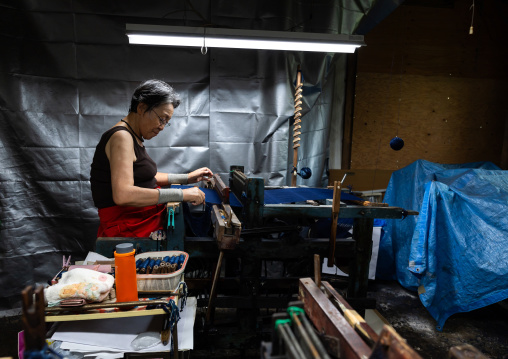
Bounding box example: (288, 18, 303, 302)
(135, 251, 188, 292)
(114, 243, 138, 302)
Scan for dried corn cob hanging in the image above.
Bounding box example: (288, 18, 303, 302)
(292, 67, 303, 186)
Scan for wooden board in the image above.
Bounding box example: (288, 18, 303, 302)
(357, 2, 508, 79)
(45, 308, 166, 322)
(349, 73, 506, 170)
(346, 0, 508, 171)
(329, 169, 393, 191)
(299, 278, 371, 359)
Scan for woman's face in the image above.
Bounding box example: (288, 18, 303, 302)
(140, 103, 175, 140)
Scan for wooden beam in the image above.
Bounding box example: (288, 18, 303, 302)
(299, 277, 371, 359)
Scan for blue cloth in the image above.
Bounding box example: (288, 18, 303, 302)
(173, 186, 243, 207)
(410, 170, 508, 330)
(376, 159, 500, 288)
(263, 188, 361, 204)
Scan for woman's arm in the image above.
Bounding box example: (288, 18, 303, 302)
(155, 172, 170, 186)
(106, 132, 206, 206)
(155, 172, 189, 186)
(107, 131, 160, 207)
(155, 167, 213, 186)
(187, 167, 213, 183)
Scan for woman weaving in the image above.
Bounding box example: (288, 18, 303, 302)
(90, 79, 212, 238)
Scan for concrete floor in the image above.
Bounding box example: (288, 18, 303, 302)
(1, 279, 507, 358)
(368, 280, 508, 359)
(190, 280, 508, 359)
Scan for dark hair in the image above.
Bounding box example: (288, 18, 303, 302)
(128, 79, 181, 113)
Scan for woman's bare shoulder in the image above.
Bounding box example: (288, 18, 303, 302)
(109, 127, 134, 143)
(105, 127, 135, 160)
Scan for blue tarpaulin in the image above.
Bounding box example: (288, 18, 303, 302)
(376, 160, 507, 330)
(410, 169, 508, 330)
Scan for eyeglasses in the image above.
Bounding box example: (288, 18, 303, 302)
(152, 109, 171, 127)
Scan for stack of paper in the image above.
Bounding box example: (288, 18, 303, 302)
(322, 226, 382, 280)
(50, 297, 196, 358)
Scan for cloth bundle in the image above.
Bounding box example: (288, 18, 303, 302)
(44, 268, 115, 306)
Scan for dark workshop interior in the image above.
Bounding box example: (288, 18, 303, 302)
(1, 1, 507, 359)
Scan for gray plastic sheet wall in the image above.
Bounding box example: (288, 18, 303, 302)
(0, 0, 375, 309)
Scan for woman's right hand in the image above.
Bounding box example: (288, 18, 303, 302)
(182, 187, 206, 205)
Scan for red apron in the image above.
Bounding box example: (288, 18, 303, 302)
(97, 204, 166, 238)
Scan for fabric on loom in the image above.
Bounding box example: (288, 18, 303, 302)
(172, 186, 242, 206)
(172, 186, 362, 206)
(263, 188, 361, 204)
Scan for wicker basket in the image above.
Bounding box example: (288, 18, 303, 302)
(134, 250, 188, 292)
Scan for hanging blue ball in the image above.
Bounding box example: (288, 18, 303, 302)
(298, 167, 312, 179)
(390, 136, 404, 151)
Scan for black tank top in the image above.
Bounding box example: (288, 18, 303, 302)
(90, 126, 157, 208)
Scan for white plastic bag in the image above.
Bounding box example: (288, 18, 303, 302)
(130, 331, 161, 350)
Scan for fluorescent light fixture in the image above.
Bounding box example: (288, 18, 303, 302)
(126, 24, 365, 53)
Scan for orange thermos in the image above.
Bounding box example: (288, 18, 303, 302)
(114, 243, 138, 302)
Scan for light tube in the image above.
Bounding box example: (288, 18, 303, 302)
(126, 25, 364, 53)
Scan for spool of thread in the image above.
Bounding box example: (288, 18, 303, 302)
(147, 258, 156, 274)
(142, 258, 150, 269)
(390, 136, 404, 151)
(114, 243, 138, 303)
(135, 258, 144, 273)
(138, 258, 150, 274)
(297, 167, 312, 179)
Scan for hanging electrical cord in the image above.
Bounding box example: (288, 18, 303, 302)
(389, 55, 405, 152)
(396, 56, 404, 137)
(368, 6, 411, 195)
(370, 54, 396, 194)
(469, 0, 475, 34)
(201, 27, 207, 55)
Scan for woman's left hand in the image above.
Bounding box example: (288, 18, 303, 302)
(188, 167, 213, 184)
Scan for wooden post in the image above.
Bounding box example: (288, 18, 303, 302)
(206, 250, 224, 324)
(313, 254, 321, 289)
(327, 181, 341, 267)
(21, 285, 46, 352)
(347, 216, 374, 314)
